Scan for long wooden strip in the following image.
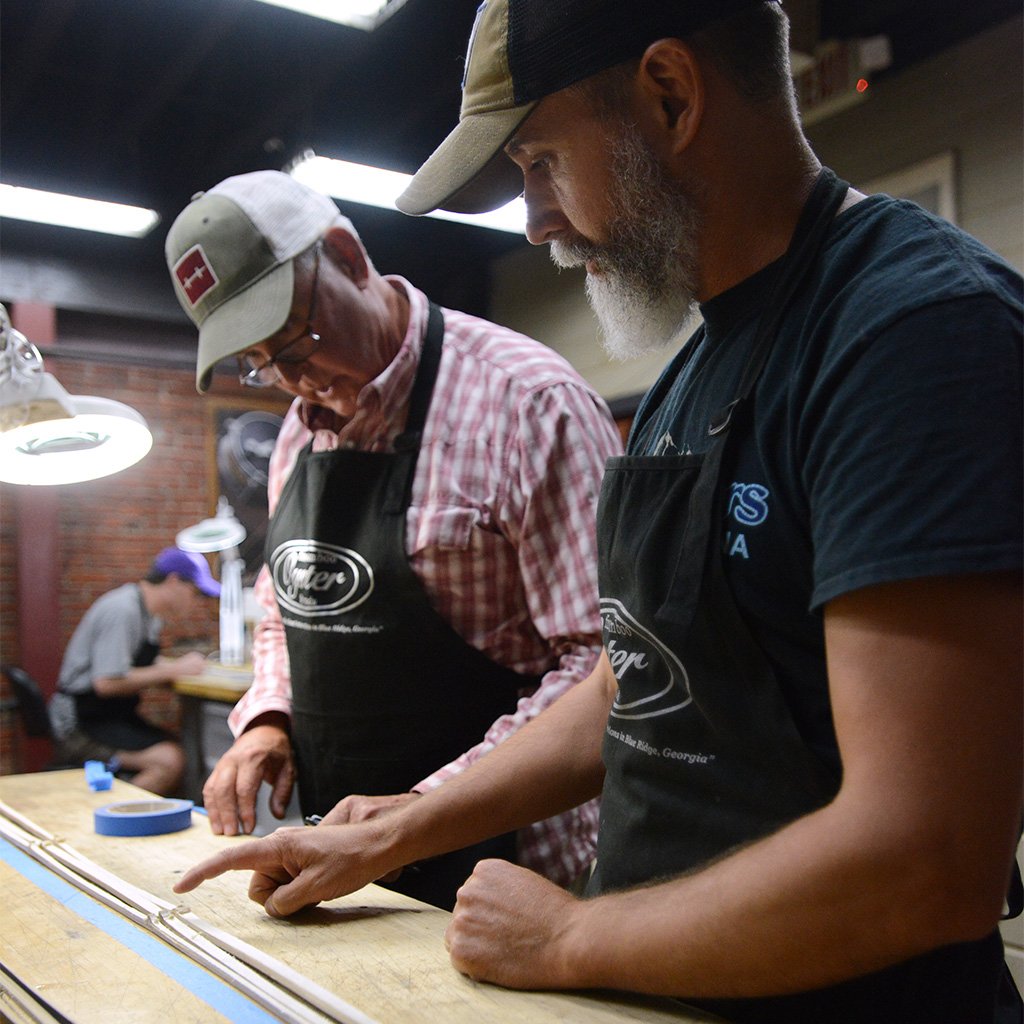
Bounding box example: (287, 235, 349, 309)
(0, 959, 70, 1024)
(0, 804, 376, 1024)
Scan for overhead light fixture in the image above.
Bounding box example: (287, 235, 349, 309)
(177, 497, 248, 666)
(0, 183, 160, 238)
(248, 0, 408, 30)
(287, 152, 527, 235)
(0, 305, 153, 486)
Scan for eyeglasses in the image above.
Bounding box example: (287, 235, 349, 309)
(238, 243, 322, 388)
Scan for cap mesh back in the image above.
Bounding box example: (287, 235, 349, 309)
(507, 0, 775, 105)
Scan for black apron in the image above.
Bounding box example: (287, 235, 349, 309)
(76, 585, 161, 733)
(265, 303, 533, 910)
(592, 170, 1014, 1022)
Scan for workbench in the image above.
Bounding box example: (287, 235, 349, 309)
(0, 770, 720, 1024)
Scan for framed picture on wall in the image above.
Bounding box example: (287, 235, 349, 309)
(207, 397, 288, 585)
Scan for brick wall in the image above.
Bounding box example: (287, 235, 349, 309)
(0, 333, 289, 775)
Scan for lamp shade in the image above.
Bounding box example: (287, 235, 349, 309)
(176, 497, 249, 665)
(0, 372, 153, 486)
(176, 496, 247, 553)
(0, 304, 153, 486)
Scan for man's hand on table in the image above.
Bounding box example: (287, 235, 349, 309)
(171, 651, 209, 677)
(203, 718, 295, 836)
(171, 819, 400, 917)
(446, 858, 583, 989)
(171, 820, 584, 988)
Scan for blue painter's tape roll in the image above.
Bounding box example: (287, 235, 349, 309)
(94, 799, 194, 837)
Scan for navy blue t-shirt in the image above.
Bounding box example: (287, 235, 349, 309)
(630, 194, 1023, 772)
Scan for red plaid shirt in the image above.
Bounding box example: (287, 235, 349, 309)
(231, 279, 622, 885)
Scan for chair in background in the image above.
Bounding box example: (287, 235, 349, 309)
(0, 664, 76, 770)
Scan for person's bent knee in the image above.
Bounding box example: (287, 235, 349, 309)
(118, 741, 186, 795)
(148, 740, 186, 778)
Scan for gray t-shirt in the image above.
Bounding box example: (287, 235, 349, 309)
(49, 583, 162, 739)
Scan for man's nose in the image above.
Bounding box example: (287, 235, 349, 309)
(523, 178, 571, 247)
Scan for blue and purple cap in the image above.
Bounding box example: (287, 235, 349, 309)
(151, 547, 221, 597)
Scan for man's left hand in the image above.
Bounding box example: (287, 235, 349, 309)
(445, 859, 581, 989)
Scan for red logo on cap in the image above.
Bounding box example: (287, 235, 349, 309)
(174, 245, 219, 307)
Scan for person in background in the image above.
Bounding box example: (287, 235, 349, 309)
(163, 170, 622, 910)
(172, 2, 1023, 1020)
(49, 547, 218, 796)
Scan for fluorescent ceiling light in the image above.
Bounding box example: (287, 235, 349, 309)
(0, 183, 160, 238)
(248, 0, 408, 30)
(288, 153, 526, 235)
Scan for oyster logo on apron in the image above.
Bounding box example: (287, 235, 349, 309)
(270, 539, 375, 617)
(601, 597, 692, 720)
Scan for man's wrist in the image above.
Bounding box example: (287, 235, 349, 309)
(554, 894, 605, 989)
(370, 789, 443, 870)
(244, 711, 291, 735)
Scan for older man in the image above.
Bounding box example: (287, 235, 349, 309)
(164, 171, 621, 910)
(173, 4, 1022, 1020)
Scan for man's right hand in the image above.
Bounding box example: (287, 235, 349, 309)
(173, 651, 209, 677)
(172, 819, 399, 917)
(202, 717, 295, 836)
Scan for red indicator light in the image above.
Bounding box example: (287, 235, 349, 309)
(856, 78, 870, 93)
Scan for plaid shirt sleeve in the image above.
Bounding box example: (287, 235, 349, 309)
(227, 402, 307, 736)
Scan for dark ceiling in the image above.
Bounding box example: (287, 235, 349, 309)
(1, 0, 1020, 319)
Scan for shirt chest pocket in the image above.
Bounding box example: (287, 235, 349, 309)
(408, 505, 485, 554)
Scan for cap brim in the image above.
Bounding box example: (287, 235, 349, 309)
(195, 260, 295, 392)
(396, 102, 536, 216)
(196, 578, 221, 598)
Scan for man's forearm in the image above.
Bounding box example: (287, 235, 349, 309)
(174, 660, 615, 911)
(530, 576, 1023, 1000)
(554, 797, 981, 999)
(415, 640, 600, 792)
(230, 595, 292, 735)
(387, 662, 611, 869)
(94, 664, 175, 695)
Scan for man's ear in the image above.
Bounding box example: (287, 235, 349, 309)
(636, 38, 704, 156)
(323, 225, 370, 287)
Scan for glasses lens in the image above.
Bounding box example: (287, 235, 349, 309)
(239, 363, 277, 388)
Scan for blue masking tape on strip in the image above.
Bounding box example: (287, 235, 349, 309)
(94, 799, 194, 837)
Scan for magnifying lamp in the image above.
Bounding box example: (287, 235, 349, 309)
(177, 497, 248, 666)
(0, 304, 153, 486)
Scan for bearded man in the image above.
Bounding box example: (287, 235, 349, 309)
(174, 3, 1022, 1021)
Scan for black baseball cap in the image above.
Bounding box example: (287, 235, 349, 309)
(397, 0, 778, 216)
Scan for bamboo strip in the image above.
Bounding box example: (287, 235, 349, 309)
(0, 962, 69, 1024)
(160, 908, 379, 1024)
(0, 812, 330, 1023)
(0, 803, 379, 1024)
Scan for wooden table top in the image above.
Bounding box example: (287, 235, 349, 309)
(173, 663, 253, 702)
(0, 771, 719, 1024)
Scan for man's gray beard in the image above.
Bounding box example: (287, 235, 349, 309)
(550, 122, 701, 360)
